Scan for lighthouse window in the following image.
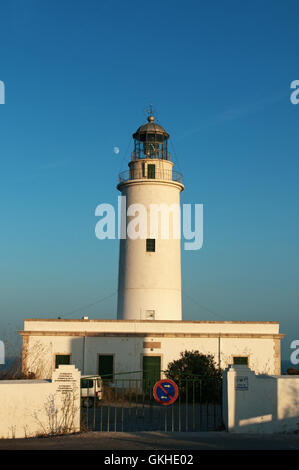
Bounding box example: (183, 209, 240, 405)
(233, 356, 248, 365)
(146, 238, 155, 252)
(147, 164, 155, 178)
(145, 310, 155, 320)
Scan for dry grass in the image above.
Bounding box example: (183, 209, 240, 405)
(33, 388, 80, 437)
(0, 331, 53, 380)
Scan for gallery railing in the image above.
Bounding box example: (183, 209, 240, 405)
(118, 169, 183, 185)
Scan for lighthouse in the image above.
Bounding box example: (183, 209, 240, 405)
(21, 106, 284, 383)
(117, 108, 184, 321)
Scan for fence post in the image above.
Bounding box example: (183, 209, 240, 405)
(222, 365, 257, 432)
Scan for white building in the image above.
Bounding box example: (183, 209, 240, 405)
(20, 111, 284, 379)
(20, 318, 283, 379)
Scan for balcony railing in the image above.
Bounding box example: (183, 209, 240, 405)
(131, 152, 171, 161)
(118, 169, 183, 185)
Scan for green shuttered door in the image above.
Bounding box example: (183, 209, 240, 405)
(143, 356, 161, 385)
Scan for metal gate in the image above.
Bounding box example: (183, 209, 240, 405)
(81, 372, 223, 432)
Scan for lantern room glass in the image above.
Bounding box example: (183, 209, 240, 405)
(133, 133, 169, 160)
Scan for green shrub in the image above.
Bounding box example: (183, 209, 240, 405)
(164, 350, 222, 403)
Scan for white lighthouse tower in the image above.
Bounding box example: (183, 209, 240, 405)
(117, 108, 184, 321)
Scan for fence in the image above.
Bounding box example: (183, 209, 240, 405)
(81, 373, 223, 432)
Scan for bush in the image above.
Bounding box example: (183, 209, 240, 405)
(164, 350, 222, 403)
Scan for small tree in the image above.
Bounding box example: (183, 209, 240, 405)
(165, 350, 222, 403)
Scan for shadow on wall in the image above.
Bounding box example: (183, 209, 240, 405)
(223, 365, 299, 433)
(57, 336, 147, 379)
(21, 335, 148, 380)
(21, 337, 85, 380)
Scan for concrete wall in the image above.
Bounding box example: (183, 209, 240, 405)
(0, 365, 80, 439)
(223, 365, 299, 433)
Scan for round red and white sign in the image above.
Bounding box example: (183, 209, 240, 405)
(153, 379, 179, 406)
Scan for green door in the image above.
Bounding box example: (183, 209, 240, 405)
(143, 356, 161, 388)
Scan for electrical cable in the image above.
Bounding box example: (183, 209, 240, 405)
(58, 291, 117, 318)
(182, 290, 229, 321)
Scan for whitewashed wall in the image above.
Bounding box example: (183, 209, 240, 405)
(23, 319, 280, 334)
(0, 365, 80, 439)
(117, 177, 183, 321)
(223, 365, 299, 433)
(23, 330, 279, 380)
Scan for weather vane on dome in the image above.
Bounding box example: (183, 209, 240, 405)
(145, 101, 156, 121)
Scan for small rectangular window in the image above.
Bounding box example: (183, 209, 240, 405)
(145, 310, 155, 320)
(55, 354, 71, 369)
(146, 238, 155, 252)
(81, 379, 94, 389)
(233, 356, 248, 365)
(142, 162, 145, 177)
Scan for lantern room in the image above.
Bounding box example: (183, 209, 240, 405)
(132, 114, 170, 160)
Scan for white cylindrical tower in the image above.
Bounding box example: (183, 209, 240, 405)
(117, 113, 184, 321)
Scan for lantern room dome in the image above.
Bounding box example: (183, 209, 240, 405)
(133, 115, 169, 140)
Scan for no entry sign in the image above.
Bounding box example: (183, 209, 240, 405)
(153, 379, 179, 406)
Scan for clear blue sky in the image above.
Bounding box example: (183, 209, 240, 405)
(0, 0, 298, 360)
